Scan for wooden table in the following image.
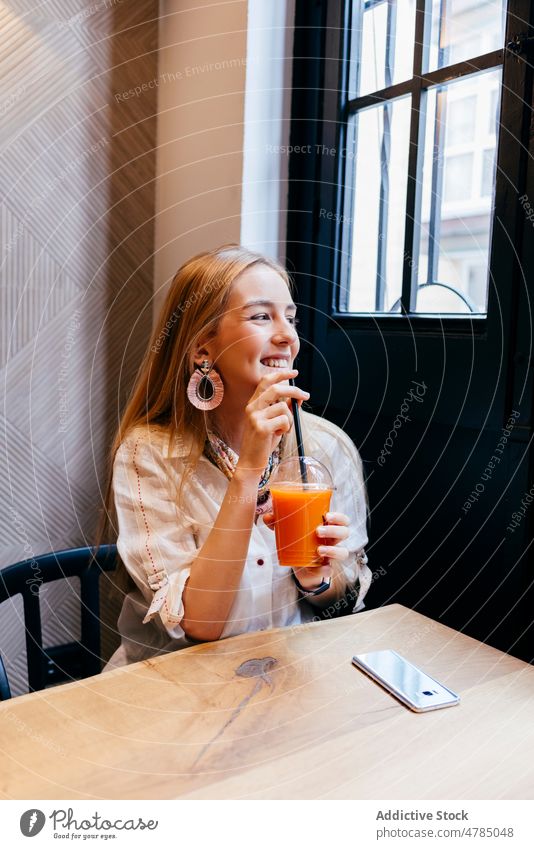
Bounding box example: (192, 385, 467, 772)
(1, 603, 533, 799)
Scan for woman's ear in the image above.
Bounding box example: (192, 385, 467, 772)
(194, 330, 217, 363)
(191, 325, 216, 368)
(192, 345, 211, 367)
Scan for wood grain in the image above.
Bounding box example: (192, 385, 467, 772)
(0, 604, 533, 799)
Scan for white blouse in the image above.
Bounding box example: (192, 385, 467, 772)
(104, 412, 372, 669)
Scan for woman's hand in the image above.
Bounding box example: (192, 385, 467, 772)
(263, 510, 350, 591)
(236, 368, 309, 481)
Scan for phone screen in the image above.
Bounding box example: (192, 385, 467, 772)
(352, 649, 460, 712)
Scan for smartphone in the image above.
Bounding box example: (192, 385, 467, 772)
(352, 649, 460, 712)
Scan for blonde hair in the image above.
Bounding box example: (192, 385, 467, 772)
(99, 244, 296, 551)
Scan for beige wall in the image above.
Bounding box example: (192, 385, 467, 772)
(154, 0, 248, 316)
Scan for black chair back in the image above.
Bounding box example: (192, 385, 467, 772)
(0, 654, 11, 700)
(0, 545, 117, 698)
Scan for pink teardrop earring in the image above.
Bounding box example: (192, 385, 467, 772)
(186, 359, 224, 410)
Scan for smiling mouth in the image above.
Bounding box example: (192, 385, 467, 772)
(260, 358, 290, 369)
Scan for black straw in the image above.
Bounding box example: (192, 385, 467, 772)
(289, 378, 308, 484)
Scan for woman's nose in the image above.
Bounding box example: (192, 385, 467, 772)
(272, 320, 298, 345)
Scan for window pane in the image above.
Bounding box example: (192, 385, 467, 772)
(443, 153, 474, 202)
(427, 0, 506, 72)
(355, 0, 417, 97)
(445, 96, 476, 145)
(481, 148, 495, 196)
(347, 96, 411, 312)
(416, 69, 501, 314)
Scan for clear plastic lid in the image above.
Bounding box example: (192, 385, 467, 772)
(270, 456, 333, 489)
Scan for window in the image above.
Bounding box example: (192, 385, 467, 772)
(340, 0, 506, 316)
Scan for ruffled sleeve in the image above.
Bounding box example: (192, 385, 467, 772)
(113, 430, 199, 638)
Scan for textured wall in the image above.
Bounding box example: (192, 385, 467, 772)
(0, 0, 158, 693)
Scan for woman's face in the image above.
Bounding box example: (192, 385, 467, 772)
(201, 264, 300, 400)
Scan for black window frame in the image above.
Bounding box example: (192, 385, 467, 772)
(288, 0, 533, 338)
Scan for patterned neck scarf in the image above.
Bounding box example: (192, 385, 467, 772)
(204, 429, 285, 516)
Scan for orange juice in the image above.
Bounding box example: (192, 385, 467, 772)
(270, 484, 333, 567)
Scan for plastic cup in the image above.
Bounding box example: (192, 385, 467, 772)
(269, 456, 334, 567)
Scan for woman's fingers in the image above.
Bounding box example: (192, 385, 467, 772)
(314, 511, 350, 549)
(262, 413, 293, 435)
(259, 384, 309, 410)
(261, 367, 298, 385)
(317, 545, 349, 561)
(263, 400, 294, 420)
(244, 369, 309, 451)
(317, 544, 349, 562)
(323, 511, 350, 526)
(260, 403, 293, 437)
(316, 524, 349, 541)
(247, 369, 309, 410)
(240, 370, 305, 474)
(250, 402, 292, 431)
(251, 368, 298, 398)
(262, 511, 275, 530)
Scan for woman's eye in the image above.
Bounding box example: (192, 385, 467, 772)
(249, 313, 299, 326)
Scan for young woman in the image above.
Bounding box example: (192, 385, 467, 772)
(104, 245, 371, 668)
